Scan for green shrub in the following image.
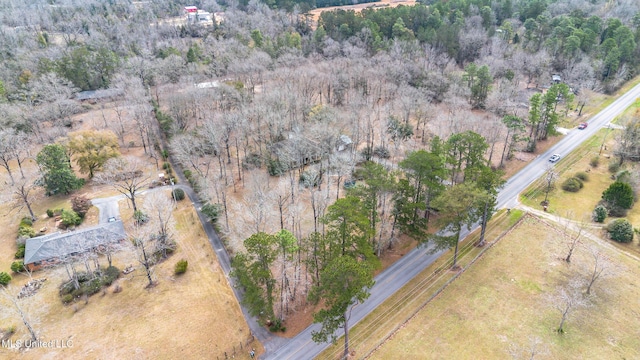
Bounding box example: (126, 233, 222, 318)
(299, 171, 319, 187)
(10, 261, 24, 273)
(183, 169, 192, 179)
(59, 282, 76, 296)
(575, 172, 589, 181)
(156, 110, 174, 136)
(616, 170, 632, 183)
(102, 266, 120, 286)
(201, 203, 221, 223)
(607, 218, 634, 243)
(360, 146, 373, 160)
(61, 294, 74, 304)
(242, 153, 262, 170)
(373, 146, 390, 159)
(269, 318, 285, 332)
(105, 266, 120, 278)
(60, 209, 82, 227)
(0, 272, 11, 285)
(134, 210, 149, 224)
(175, 259, 188, 275)
(20, 217, 33, 227)
(172, 188, 185, 201)
(71, 287, 84, 298)
(267, 159, 287, 176)
(593, 205, 608, 223)
(607, 204, 628, 217)
(46, 209, 54, 218)
(608, 161, 620, 174)
(17, 225, 35, 239)
(602, 181, 634, 209)
(562, 177, 583, 192)
(15, 244, 25, 259)
(590, 156, 599, 167)
(82, 279, 102, 296)
(162, 162, 171, 170)
(76, 272, 92, 283)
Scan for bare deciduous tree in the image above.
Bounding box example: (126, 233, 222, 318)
(507, 336, 549, 360)
(95, 157, 150, 213)
(548, 281, 589, 333)
(10, 175, 43, 222)
(583, 246, 615, 296)
(0, 128, 17, 185)
(543, 167, 558, 205)
(130, 224, 158, 288)
(558, 212, 587, 263)
(1, 285, 39, 341)
(143, 191, 176, 259)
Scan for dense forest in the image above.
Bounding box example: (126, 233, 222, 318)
(2, 0, 640, 333)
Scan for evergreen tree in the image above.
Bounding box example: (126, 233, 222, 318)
(36, 144, 83, 195)
(310, 256, 374, 359)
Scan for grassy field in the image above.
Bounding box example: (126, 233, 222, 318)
(369, 215, 640, 359)
(317, 209, 525, 360)
(520, 127, 617, 219)
(0, 189, 258, 359)
(520, 100, 640, 258)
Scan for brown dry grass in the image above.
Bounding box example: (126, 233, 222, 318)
(369, 215, 640, 359)
(0, 157, 257, 359)
(317, 209, 525, 359)
(306, 0, 417, 22)
(520, 128, 616, 219)
(519, 121, 640, 259)
(1, 196, 258, 359)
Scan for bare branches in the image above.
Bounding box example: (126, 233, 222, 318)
(507, 336, 549, 360)
(95, 157, 151, 213)
(1, 285, 39, 341)
(548, 280, 590, 334)
(583, 245, 615, 296)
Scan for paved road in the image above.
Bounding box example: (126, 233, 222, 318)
(497, 82, 640, 210)
(264, 82, 640, 360)
(92, 196, 121, 224)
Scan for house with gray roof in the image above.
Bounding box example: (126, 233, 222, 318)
(269, 135, 325, 170)
(75, 89, 123, 103)
(24, 221, 126, 270)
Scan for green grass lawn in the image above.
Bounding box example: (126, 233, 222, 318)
(520, 123, 640, 259)
(369, 215, 640, 359)
(520, 128, 616, 219)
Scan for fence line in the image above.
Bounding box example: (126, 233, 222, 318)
(216, 333, 257, 360)
(359, 214, 527, 360)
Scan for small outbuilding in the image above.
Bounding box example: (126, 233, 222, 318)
(336, 135, 353, 152)
(552, 74, 562, 84)
(75, 89, 123, 103)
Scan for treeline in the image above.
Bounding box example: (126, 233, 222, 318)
(231, 130, 504, 329)
(234, 0, 378, 12)
(317, 1, 640, 88)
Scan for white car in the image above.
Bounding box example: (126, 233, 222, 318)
(549, 154, 561, 163)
